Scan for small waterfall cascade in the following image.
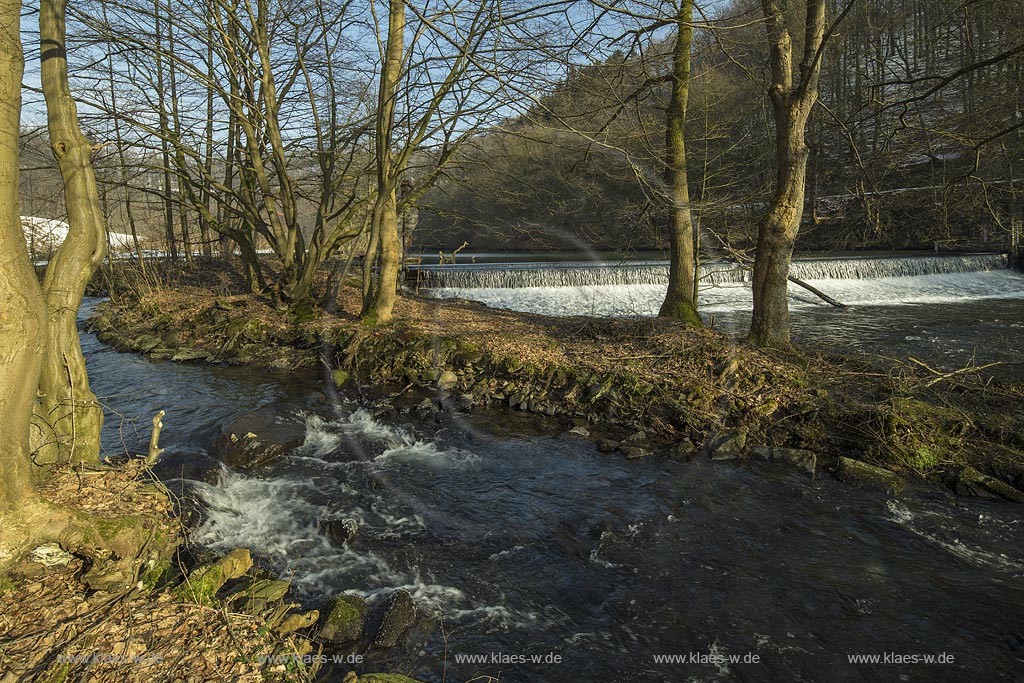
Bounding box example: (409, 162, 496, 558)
(409, 253, 1009, 290)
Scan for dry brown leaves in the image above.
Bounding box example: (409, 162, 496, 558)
(0, 465, 315, 683)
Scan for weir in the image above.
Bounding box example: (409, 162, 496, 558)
(408, 253, 1009, 290)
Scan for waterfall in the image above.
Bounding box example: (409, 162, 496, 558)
(409, 253, 1009, 290)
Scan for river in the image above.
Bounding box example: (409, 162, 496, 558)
(79, 259, 1024, 682)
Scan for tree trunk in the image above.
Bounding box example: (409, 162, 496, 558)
(0, 0, 47, 510)
(154, 1, 177, 261)
(658, 0, 702, 326)
(749, 0, 828, 347)
(36, 0, 107, 465)
(750, 109, 812, 345)
(362, 0, 404, 324)
(365, 190, 401, 323)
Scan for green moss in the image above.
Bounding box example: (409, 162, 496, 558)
(291, 301, 316, 324)
(0, 577, 18, 595)
(140, 559, 173, 592)
(173, 564, 226, 606)
(40, 663, 71, 683)
(325, 595, 363, 630)
(872, 397, 967, 475)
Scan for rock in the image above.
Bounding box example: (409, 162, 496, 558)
(175, 548, 252, 605)
(134, 334, 162, 353)
(275, 609, 320, 635)
(323, 518, 359, 545)
(370, 589, 417, 650)
(620, 446, 649, 459)
(949, 466, 1024, 502)
(989, 455, 1024, 490)
(707, 429, 747, 460)
(569, 426, 590, 438)
(672, 437, 697, 459)
(834, 457, 904, 493)
(749, 446, 817, 476)
(597, 439, 619, 454)
(620, 430, 649, 448)
(415, 398, 439, 419)
(440, 393, 475, 412)
(437, 370, 459, 391)
(318, 593, 368, 644)
(213, 407, 305, 470)
(149, 450, 224, 485)
(170, 348, 209, 362)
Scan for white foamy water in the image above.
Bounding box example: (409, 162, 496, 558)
(428, 270, 1024, 319)
(297, 409, 479, 469)
(886, 500, 1024, 577)
(188, 408, 532, 627)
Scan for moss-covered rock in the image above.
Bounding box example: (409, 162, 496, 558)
(174, 548, 252, 606)
(834, 457, 905, 493)
(318, 593, 367, 644)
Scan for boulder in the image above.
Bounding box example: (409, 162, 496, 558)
(213, 407, 305, 470)
(672, 437, 697, 460)
(749, 446, 817, 476)
(415, 398, 439, 420)
(706, 429, 747, 460)
(834, 457, 904, 493)
(370, 589, 417, 650)
(318, 593, 368, 644)
(437, 370, 459, 391)
(948, 465, 1024, 502)
(149, 450, 224, 485)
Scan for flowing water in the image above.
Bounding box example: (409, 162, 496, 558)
(419, 253, 1024, 377)
(77, 278, 1024, 682)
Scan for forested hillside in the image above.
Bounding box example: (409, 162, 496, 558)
(415, 0, 1023, 253)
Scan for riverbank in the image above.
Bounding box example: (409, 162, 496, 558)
(0, 460, 434, 683)
(0, 463, 320, 682)
(86, 267, 1024, 503)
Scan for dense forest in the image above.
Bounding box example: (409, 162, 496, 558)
(417, 0, 1024, 253)
(18, 0, 1023, 264)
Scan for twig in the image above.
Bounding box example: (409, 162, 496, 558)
(146, 410, 166, 465)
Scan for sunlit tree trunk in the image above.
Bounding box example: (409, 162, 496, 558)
(35, 0, 107, 465)
(749, 0, 829, 347)
(0, 0, 47, 510)
(363, 0, 404, 324)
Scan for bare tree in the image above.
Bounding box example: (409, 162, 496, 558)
(748, 0, 851, 346)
